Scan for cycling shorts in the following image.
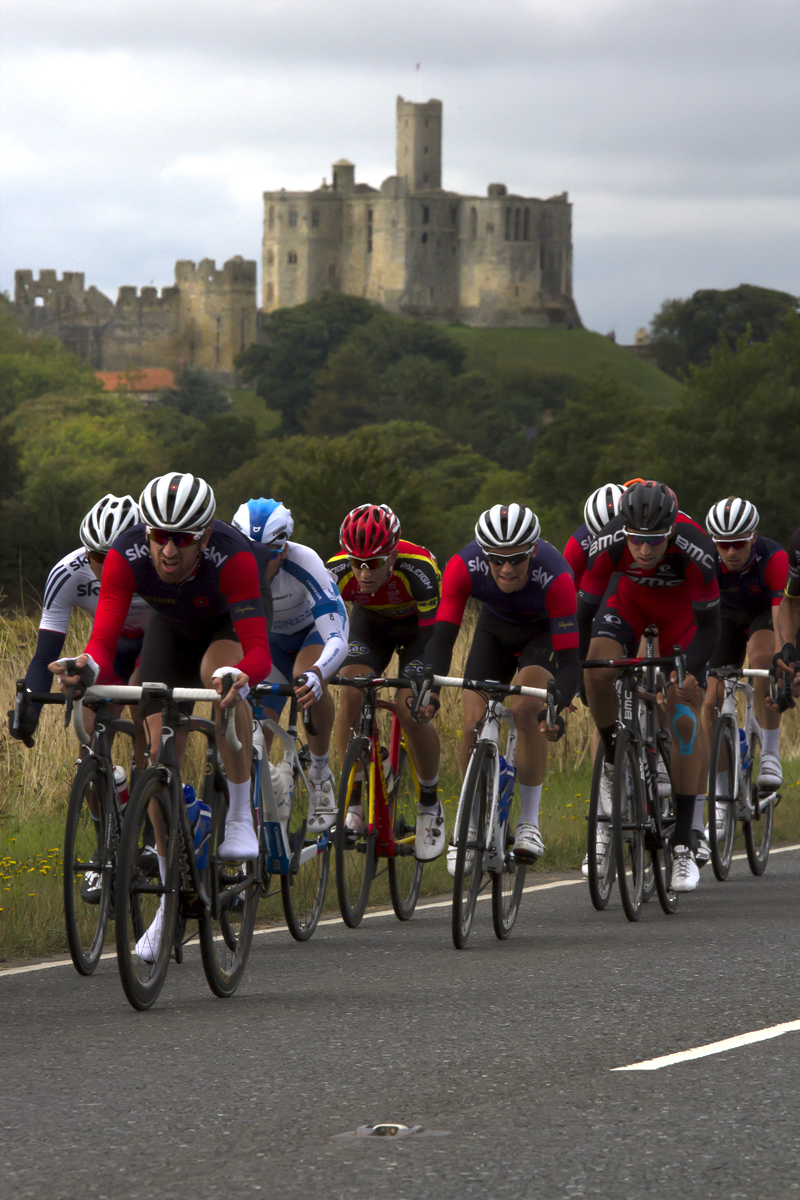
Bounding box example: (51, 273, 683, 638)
(591, 575, 699, 678)
(138, 613, 239, 715)
(343, 607, 427, 682)
(708, 605, 773, 670)
(464, 608, 555, 684)
(113, 634, 144, 685)
(258, 624, 324, 716)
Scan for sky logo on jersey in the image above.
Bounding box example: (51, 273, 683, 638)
(530, 565, 554, 589)
(204, 546, 230, 570)
(126, 543, 151, 562)
(76, 582, 100, 598)
(467, 557, 490, 576)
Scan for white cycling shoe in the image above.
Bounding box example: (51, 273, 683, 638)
(512, 821, 545, 863)
(671, 845, 700, 892)
(415, 802, 445, 861)
(447, 826, 477, 877)
(218, 816, 259, 861)
(134, 900, 165, 964)
(307, 771, 337, 832)
(581, 822, 612, 878)
(757, 751, 782, 790)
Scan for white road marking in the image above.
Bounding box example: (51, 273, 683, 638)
(613, 1020, 800, 1071)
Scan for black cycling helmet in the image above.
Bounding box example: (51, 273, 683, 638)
(619, 480, 677, 533)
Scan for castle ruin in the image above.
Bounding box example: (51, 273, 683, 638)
(262, 96, 581, 328)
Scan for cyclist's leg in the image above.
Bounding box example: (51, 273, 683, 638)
(201, 633, 256, 859)
(748, 613, 782, 785)
(397, 634, 444, 859)
(507, 630, 558, 860)
(332, 608, 392, 767)
(700, 616, 745, 849)
(459, 610, 517, 778)
(584, 577, 640, 763)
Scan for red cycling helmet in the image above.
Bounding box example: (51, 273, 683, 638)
(339, 504, 401, 558)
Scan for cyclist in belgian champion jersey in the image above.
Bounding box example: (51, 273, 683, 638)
(416, 504, 581, 865)
(232, 496, 349, 831)
(702, 498, 789, 794)
(579, 481, 720, 893)
(9, 494, 148, 750)
(327, 504, 445, 861)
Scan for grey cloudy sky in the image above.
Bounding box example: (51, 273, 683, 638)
(1, 0, 798, 340)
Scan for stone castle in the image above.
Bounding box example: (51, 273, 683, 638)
(12, 97, 580, 376)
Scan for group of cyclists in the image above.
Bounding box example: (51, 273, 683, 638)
(9, 469, 800, 961)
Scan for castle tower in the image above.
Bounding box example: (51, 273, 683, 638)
(396, 95, 442, 191)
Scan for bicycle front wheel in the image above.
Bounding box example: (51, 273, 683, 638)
(586, 746, 615, 910)
(452, 742, 489, 949)
(612, 731, 646, 922)
(63, 757, 114, 975)
(199, 785, 258, 997)
(115, 769, 179, 1011)
(708, 715, 737, 880)
(743, 727, 772, 875)
(281, 767, 331, 941)
(335, 738, 376, 928)
(388, 742, 423, 921)
(491, 776, 526, 940)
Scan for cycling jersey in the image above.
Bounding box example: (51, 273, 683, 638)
(25, 547, 149, 702)
(785, 527, 800, 599)
(424, 539, 580, 706)
(578, 512, 720, 678)
(328, 540, 441, 625)
(85, 521, 270, 685)
(716, 536, 787, 620)
(563, 522, 592, 585)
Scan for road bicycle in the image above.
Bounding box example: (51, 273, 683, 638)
(418, 672, 556, 949)
(250, 681, 331, 940)
(12, 678, 138, 976)
(706, 664, 788, 880)
(331, 675, 422, 928)
(583, 644, 686, 923)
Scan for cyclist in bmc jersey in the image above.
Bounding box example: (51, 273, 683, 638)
(418, 504, 581, 865)
(232, 497, 349, 831)
(9, 494, 148, 750)
(579, 481, 720, 893)
(702, 498, 789, 791)
(774, 525, 800, 706)
(328, 504, 445, 861)
(563, 483, 624, 586)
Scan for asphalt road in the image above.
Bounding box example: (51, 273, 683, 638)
(2, 848, 799, 1200)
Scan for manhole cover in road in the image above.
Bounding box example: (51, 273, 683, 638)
(334, 1123, 449, 1139)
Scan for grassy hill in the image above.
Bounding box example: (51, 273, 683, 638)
(446, 325, 682, 408)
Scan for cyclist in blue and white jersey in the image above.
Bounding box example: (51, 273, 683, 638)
(232, 497, 349, 831)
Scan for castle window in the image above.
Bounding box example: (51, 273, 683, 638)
(424, 146, 428, 154)
(333, 170, 338, 190)
(423, 174, 428, 183)
(267, 250, 274, 267)
(288, 251, 298, 264)
(311, 208, 319, 228)
(430, 286, 434, 299)
(288, 209, 298, 227)
(425, 118, 428, 127)
(367, 208, 373, 254)
(329, 264, 336, 277)
(240, 315, 247, 350)
(422, 206, 430, 224)
(421, 232, 428, 244)
(266, 282, 274, 303)
(470, 207, 477, 240)
(539, 246, 545, 270)
(504, 208, 511, 241)
(268, 205, 274, 231)
(451, 206, 457, 225)
(514, 208, 521, 241)
(515, 286, 519, 298)
(486, 222, 495, 233)
(34, 295, 44, 307)
(523, 209, 530, 241)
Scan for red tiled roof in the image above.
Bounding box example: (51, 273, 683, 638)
(96, 368, 176, 393)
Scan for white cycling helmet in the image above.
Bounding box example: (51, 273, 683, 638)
(584, 483, 624, 537)
(139, 473, 216, 532)
(706, 497, 759, 540)
(475, 504, 540, 551)
(79, 494, 140, 553)
(232, 498, 294, 545)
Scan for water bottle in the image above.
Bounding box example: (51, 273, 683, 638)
(273, 760, 294, 824)
(113, 765, 129, 808)
(738, 728, 749, 769)
(183, 784, 212, 870)
(498, 755, 516, 823)
(380, 746, 395, 796)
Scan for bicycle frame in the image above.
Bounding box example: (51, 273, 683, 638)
(710, 667, 777, 815)
(451, 697, 516, 875)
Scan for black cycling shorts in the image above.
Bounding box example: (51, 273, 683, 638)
(343, 607, 428, 680)
(708, 606, 773, 670)
(138, 613, 239, 714)
(464, 608, 555, 684)
(113, 634, 144, 684)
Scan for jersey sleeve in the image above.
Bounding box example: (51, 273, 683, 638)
(38, 556, 82, 634)
(434, 555, 473, 626)
(765, 548, 789, 604)
(544, 571, 579, 651)
(219, 551, 271, 684)
(562, 536, 585, 583)
(84, 549, 139, 682)
(394, 552, 442, 626)
(786, 529, 800, 598)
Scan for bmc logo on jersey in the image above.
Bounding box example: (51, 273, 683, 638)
(530, 565, 554, 589)
(595, 528, 626, 552)
(468, 557, 490, 576)
(126, 543, 151, 563)
(204, 546, 229, 570)
(674, 533, 714, 571)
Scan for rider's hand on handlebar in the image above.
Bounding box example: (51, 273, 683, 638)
(211, 669, 250, 708)
(538, 711, 566, 742)
(665, 669, 702, 707)
(411, 695, 440, 725)
(48, 654, 98, 694)
(293, 669, 323, 710)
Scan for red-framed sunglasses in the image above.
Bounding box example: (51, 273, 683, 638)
(714, 538, 752, 551)
(147, 527, 205, 547)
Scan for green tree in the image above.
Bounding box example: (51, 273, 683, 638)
(159, 366, 229, 419)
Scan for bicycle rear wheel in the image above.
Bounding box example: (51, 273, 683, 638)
(491, 778, 526, 939)
(612, 731, 646, 922)
(743, 727, 772, 875)
(335, 738, 376, 928)
(63, 757, 114, 975)
(115, 768, 179, 1011)
(586, 746, 615, 910)
(452, 742, 489, 949)
(199, 785, 258, 997)
(388, 741, 423, 921)
(281, 766, 331, 941)
(708, 715, 737, 881)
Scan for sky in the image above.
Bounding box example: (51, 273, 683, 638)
(1, 0, 798, 342)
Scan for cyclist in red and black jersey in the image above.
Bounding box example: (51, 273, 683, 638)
(774, 525, 800, 703)
(328, 504, 445, 861)
(418, 504, 580, 865)
(563, 483, 624, 587)
(579, 481, 720, 892)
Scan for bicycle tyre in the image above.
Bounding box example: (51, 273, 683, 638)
(708, 715, 737, 881)
(388, 742, 423, 921)
(335, 738, 376, 928)
(743, 726, 772, 876)
(491, 774, 526, 940)
(587, 746, 615, 910)
(199, 784, 258, 997)
(612, 730, 646, 922)
(63, 757, 114, 975)
(281, 766, 331, 941)
(115, 768, 179, 1011)
(452, 742, 489, 949)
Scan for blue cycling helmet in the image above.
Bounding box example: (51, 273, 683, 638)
(231, 497, 294, 545)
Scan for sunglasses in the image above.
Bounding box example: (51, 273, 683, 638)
(147, 527, 205, 547)
(348, 554, 390, 570)
(485, 550, 533, 566)
(264, 544, 286, 561)
(714, 538, 752, 551)
(624, 528, 672, 547)
(88, 551, 107, 565)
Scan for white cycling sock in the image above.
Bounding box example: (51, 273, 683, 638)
(716, 770, 729, 798)
(227, 780, 252, 821)
(692, 796, 706, 832)
(761, 727, 780, 756)
(519, 784, 542, 826)
(309, 751, 329, 780)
